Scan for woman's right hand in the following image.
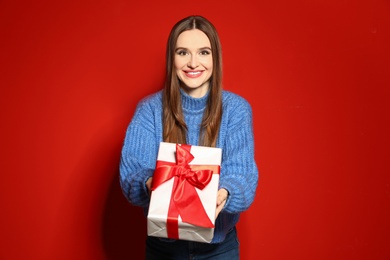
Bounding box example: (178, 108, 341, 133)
(146, 177, 153, 194)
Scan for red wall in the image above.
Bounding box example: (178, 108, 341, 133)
(1, 0, 389, 259)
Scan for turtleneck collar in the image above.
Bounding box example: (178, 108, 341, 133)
(180, 88, 209, 113)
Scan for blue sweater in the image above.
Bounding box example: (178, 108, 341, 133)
(120, 89, 258, 243)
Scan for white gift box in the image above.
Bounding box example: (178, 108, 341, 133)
(147, 142, 222, 243)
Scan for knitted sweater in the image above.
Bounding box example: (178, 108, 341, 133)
(120, 89, 258, 243)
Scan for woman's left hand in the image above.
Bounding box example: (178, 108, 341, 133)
(215, 188, 228, 219)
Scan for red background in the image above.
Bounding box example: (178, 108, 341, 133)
(1, 0, 389, 259)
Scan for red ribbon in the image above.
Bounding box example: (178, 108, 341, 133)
(151, 144, 220, 239)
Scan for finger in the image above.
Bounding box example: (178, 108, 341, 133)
(146, 177, 153, 194)
(216, 190, 227, 205)
(215, 199, 226, 219)
(217, 196, 226, 206)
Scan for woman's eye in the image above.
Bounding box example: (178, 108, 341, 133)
(200, 50, 211, 55)
(177, 50, 188, 56)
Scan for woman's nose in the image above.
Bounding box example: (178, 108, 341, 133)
(187, 55, 199, 68)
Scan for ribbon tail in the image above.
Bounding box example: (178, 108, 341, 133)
(167, 178, 180, 239)
(174, 182, 214, 228)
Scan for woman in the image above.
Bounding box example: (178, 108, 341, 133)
(120, 15, 258, 259)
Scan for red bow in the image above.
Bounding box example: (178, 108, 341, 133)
(151, 144, 219, 239)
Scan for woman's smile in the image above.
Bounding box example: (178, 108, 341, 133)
(184, 70, 204, 78)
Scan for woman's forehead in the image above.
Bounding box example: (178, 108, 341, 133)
(176, 29, 211, 48)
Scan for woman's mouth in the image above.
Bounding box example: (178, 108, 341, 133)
(184, 71, 203, 78)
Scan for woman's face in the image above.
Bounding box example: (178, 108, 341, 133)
(174, 29, 213, 98)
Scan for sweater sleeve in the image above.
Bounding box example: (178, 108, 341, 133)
(219, 96, 258, 214)
(119, 98, 160, 208)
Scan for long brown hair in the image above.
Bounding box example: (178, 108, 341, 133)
(163, 16, 223, 147)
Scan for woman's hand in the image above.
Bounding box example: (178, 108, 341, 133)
(215, 188, 228, 219)
(146, 177, 153, 194)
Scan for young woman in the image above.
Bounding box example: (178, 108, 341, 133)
(120, 15, 258, 259)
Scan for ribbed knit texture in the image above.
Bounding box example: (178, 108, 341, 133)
(120, 89, 258, 243)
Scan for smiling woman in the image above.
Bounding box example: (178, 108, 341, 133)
(119, 15, 258, 259)
(174, 29, 213, 98)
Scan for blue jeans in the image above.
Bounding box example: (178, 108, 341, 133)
(145, 227, 240, 260)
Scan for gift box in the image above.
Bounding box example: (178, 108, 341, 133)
(147, 142, 222, 243)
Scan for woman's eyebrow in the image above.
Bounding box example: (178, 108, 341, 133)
(175, 47, 212, 51)
(175, 47, 187, 51)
